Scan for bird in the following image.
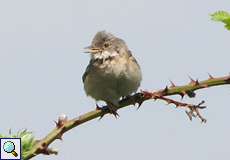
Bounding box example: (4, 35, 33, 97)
(82, 31, 142, 117)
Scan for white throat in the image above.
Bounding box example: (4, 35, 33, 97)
(92, 50, 119, 60)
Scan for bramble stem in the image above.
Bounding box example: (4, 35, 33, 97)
(23, 74, 230, 160)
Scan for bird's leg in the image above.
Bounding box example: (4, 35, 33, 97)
(96, 102, 119, 119)
(106, 102, 120, 118)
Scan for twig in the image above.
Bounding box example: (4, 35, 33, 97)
(141, 91, 207, 122)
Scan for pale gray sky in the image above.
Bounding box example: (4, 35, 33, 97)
(0, 0, 230, 160)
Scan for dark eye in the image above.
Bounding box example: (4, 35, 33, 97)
(104, 42, 109, 48)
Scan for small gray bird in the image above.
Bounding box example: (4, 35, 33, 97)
(83, 31, 142, 116)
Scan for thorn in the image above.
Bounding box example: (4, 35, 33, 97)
(180, 90, 187, 99)
(98, 113, 105, 120)
(56, 133, 63, 140)
(208, 73, 214, 79)
(199, 106, 207, 109)
(40, 146, 58, 155)
(188, 76, 199, 86)
(179, 92, 185, 99)
(137, 100, 144, 109)
(201, 119, 207, 123)
(188, 75, 195, 83)
(46, 148, 58, 155)
(195, 79, 199, 86)
(227, 73, 230, 81)
(169, 80, 176, 88)
(185, 111, 193, 121)
(196, 100, 206, 109)
(163, 86, 168, 93)
(198, 100, 205, 106)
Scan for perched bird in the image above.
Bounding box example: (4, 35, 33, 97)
(83, 31, 142, 116)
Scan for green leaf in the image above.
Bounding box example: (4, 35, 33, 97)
(211, 11, 230, 22)
(211, 11, 230, 30)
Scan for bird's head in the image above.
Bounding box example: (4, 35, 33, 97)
(84, 31, 128, 60)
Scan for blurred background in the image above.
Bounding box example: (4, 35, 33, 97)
(0, 0, 229, 159)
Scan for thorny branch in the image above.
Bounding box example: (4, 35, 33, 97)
(141, 91, 207, 122)
(23, 74, 230, 160)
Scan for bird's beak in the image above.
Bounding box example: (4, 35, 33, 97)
(84, 46, 101, 54)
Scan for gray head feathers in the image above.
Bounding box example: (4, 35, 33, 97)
(91, 31, 115, 47)
(90, 31, 128, 52)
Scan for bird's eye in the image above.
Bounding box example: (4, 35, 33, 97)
(104, 42, 109, 48)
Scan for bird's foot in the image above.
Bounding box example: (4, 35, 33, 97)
(96, 103, 119, 119)
(107, 103, 119, 118)
(96, 104, 107, 120)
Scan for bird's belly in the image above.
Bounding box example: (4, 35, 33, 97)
(84, 64, 140, 103)
(84, 70, 120, 102)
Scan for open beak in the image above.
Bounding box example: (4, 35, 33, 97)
(84, 46, 101, 54)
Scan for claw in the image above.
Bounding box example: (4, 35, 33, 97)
(98, 113, 106, 120)
(106, 103, 120, 118)
(109, 109, 120, 118)
(97, 103, 120, 119)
